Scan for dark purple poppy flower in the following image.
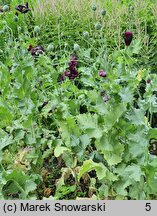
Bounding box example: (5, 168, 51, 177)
(28, 45, 44, 56)
(98, 70, 107, 77)
(68, 53, 78, 68)
(60, 68, 79, 81)
(123, 31, 133, 46)
(15, 2, 31, 14)
(59, 54, 79, 81)
(68, 68, 79, 80)
(146, 79, 151, 84)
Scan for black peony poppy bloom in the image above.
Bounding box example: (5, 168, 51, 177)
(59, 53, 79, 81)
(15, 2, 31, 14)
(28, 45, 44, 56)
(68, 53, 78, 69)
(123, 31, 133, 46)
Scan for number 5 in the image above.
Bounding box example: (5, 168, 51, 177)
(145, 203, 151, 211)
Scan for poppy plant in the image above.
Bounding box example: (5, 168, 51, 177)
(123, 31, 133, 46)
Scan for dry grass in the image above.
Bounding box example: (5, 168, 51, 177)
(152, 2, 157, 29)
(31, 0, 105, 18)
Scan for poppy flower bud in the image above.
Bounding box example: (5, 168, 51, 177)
(123, 31, 133, 46)
(101, 9, 106, 16)
(129, 6, 134, 11)
(34, 26, 40, 33)
(83, 31, 89, 39)
(18, 26, 22, 32)
(3, 5, 9, 12)
(95, 23, 102, 30)
(13, 16, 18, 22)
(74, 43, 80, 51)
(92, 5, 97, 11)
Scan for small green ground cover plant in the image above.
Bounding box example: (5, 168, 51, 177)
(0, 0, 157, 200)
